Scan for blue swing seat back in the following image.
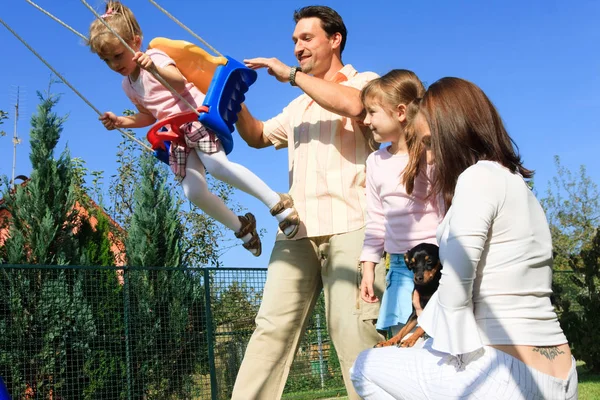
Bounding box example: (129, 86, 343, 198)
(0, 376, 10, 400)
(199, 56, 258, 155)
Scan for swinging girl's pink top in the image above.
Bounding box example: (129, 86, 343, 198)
(122, 49, 205, 121)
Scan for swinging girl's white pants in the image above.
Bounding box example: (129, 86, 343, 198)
(350, 339, 578, 400)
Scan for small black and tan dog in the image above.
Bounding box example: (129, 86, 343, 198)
(375, 242, 442, 348)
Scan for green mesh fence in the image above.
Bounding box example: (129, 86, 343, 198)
(0, 265, 346, 399)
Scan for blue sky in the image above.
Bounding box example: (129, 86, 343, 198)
(1, 0, 599, 268)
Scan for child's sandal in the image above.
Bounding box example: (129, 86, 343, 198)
(235, 212, 262, 257)
(270, 193, 300, 239)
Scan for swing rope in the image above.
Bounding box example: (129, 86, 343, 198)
(25, 0, 88, 42)
(79, 0, 201, 118)
(146, 0, 223, 58)
(0, 15, 154, 153)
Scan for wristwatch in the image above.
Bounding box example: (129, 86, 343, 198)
(289, 66, 302, 86)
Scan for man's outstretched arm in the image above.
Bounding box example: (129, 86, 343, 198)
(294, 72, 364, 119)
(245, 57, 365, 119)
(235, 104, 272, 149)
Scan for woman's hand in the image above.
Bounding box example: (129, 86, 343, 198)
(360, 262, 379, 303)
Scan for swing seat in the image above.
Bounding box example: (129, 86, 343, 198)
(149, 37, 227, 94)
(146, 38, 257, 157)
(0, 376, 9, 400)
(146, 106, 208, 150)
(198, 56, 257, 154)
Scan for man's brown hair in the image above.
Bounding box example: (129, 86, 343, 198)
(293, 6, 347, 55)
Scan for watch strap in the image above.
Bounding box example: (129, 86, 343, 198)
(289, 66, 302, 86)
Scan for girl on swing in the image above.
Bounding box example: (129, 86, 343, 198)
(88, 1, 299, 256)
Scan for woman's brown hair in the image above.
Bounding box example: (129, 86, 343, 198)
(420, 77, 533, 210)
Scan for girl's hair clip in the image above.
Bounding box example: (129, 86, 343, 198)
(101, 8, 115, 18)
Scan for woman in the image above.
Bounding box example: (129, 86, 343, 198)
(350, 77, 577, 399)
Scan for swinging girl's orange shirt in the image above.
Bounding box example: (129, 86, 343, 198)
(263, 65, 379, 240)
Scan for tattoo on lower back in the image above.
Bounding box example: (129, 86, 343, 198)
(533, 346, 565, 361)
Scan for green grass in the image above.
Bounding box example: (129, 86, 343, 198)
(281, 388, 347, 400)
(578, 362, 600, 400)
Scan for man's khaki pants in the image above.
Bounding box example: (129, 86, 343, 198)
(231, 228, 386, 400)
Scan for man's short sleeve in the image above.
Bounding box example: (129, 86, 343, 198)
(263, 102, 295, 150)
(345, 71, 379, 135)
(345, 71, 379, 91)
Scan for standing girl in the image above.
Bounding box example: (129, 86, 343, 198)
(359, 70, 441, 341)
(87, 2, 299, 256)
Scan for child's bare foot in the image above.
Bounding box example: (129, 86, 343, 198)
(235, 212, 261, 257)
(270, 193, 300, 238)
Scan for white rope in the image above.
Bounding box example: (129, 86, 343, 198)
(147, 0, 223, 58)
(80, 0, 201, 117)
(25, 0, 88, 42)
(0, 16, 154, 153)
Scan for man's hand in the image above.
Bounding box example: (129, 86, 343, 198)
(244, 57, 292, 83)
(99, 111, 122, 130)
(133, 51, 155, 71)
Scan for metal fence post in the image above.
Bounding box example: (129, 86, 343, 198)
(316, 314, 325, 389)
(123, 266, 133, 400)
(203, 268, 218, 400)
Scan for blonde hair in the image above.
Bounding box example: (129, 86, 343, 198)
(88, 1, 142, 56)
(360, 69, 425, 193)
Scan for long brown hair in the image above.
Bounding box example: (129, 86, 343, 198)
(88, 1, 142, 56)
(360, 69, 425, 193)
(420, 77, 533, 210)
(400, 98, 425, 195)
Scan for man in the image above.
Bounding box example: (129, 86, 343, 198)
(232, 6, 385, 399)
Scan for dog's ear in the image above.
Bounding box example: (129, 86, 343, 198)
(404, 254, 413, 270)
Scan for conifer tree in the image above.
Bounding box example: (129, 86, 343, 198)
(4, 93, 77, 264)
(125, 154, 181, 268)
(77, 212, 127, 399)
(0, 92, 96, 398)
(124, 154, 206, 398)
